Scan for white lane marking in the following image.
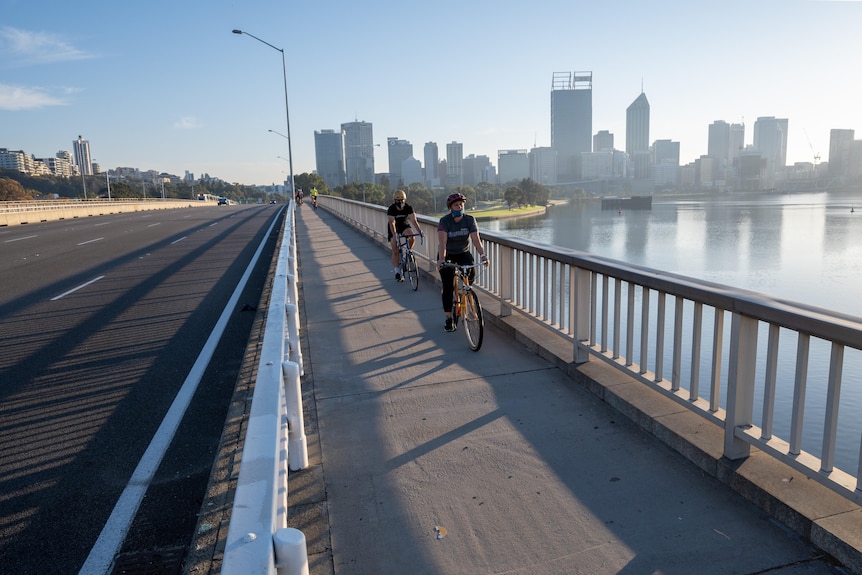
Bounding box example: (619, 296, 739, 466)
(170, 236, 187, 245)
(147, 223, 160, 228)
(77, 238, 104, 246)
(51, 276, 105, 301)
(4, 235, 38, 243)
(79, 212, 280, 575)
(94, 222, 111, 227)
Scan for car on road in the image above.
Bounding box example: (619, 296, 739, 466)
(270, 199, 277, 204)
(217, 197, 228, 205)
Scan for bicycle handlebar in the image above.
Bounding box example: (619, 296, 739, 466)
(397, 232, 423, 245)
(439, 261, 484, 271)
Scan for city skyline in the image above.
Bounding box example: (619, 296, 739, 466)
(2, 1, 861, 186)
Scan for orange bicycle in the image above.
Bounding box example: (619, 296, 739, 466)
(440, 262, 484, 351)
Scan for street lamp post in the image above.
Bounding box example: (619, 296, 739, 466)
(232, 29, 295, 198)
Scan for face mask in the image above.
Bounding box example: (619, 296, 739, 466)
(451, 209, 463, 217)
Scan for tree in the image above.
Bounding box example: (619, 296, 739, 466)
(517, 178, 550, 206)
(294, 172, 328, 195)
(504, 186, 523, 208)
(0, 177, 35, 201)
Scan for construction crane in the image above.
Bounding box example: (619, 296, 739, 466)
(804, 129, 820, 165)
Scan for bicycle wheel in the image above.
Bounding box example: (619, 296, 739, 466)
(462, 289, 484, 351)
(406, 252, 419, 291)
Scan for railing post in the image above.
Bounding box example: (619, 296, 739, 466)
(498, 245, 513, 318)
(282, 360, 308, 471)
(724, 312, 758, 460)
(573, 267, 590, 363)
(285, 302, 303, 376)
(273, 527, 309, 575)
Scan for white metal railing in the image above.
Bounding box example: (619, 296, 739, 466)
(222, 200, 309, 575)
(320, 195, 862, 506)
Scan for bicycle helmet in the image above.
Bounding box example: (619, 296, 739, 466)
(393, 190, 407, 201)
(446, 192, 467, 209)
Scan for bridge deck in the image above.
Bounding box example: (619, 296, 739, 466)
(187, 204, 856, 574)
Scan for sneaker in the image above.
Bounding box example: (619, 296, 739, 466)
(444, 318, 456, 332)
(395, 273, 402, 281)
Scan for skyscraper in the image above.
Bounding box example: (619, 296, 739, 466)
(708, 121, 731, 167)
(423, 142, 439, 188)
(828, 129, 855, 177)
(753, 116, 788, 184)
(551, 71, 592, 182)
(387, 137, 413, 189)
(341, 121, 375, 184)
(593, 130, 614, 152)
(446, 142, 463, 186)
(729, 123, 745, 164)
(529, 147, 557, 185)
(314, 129, 346, 190)
(73, 135, 92, 176)
(626, 92, 650, 179)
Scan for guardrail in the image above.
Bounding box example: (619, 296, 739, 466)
(0, 198, 210, 226)
(221, 200, 309, 575)
(318, 194, 862, 506)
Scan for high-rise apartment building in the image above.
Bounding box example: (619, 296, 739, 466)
(423, 142, 439, 188)
(314, 129, 346, 190)
(73, 135, 93, 176)
(829, 129, 855, 177)
(341, 121, 375, 184)
(446, 142, 463, 186)
(387, 137, 413, 189)
(752, 116, 788, 183)
(551, 71, 592, 182)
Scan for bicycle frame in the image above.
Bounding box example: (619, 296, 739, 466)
(441, 261, 485, 350)
(396, 232, 423, 290)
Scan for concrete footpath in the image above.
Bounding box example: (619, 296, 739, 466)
(187, 204, 859, 575)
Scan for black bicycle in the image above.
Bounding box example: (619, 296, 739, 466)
(440, 261, 484, 351)
(396, 232, 422, 291)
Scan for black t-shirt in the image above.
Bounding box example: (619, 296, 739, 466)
(387, 202, 415, 233)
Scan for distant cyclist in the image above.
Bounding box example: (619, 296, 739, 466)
(437, 193, 488, 331)
(387, 190, 421, 281)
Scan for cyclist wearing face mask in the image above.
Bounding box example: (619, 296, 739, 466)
(436, 192, 488, 332)
(387, 190, 421, 281)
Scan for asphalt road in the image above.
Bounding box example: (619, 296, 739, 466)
(0, 204, 281, 574)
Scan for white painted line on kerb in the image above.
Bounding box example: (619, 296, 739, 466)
(170, 236, 187, 245)
(51, 276, 105, 301)
(77, 238, 104, 246)
(78, 211, 280, 575)
(4, 235, 37, 243)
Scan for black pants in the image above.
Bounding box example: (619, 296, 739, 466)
(440, 251, 475, 313)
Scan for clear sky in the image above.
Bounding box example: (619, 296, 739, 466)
(2, 0, 861, 186)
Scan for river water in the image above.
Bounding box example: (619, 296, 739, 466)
(484, 188, 862, 475)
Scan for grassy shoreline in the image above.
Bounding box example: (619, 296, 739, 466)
(459, 199, 566, 221)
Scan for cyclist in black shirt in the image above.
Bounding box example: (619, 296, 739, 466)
(387, 190, 421, 281)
